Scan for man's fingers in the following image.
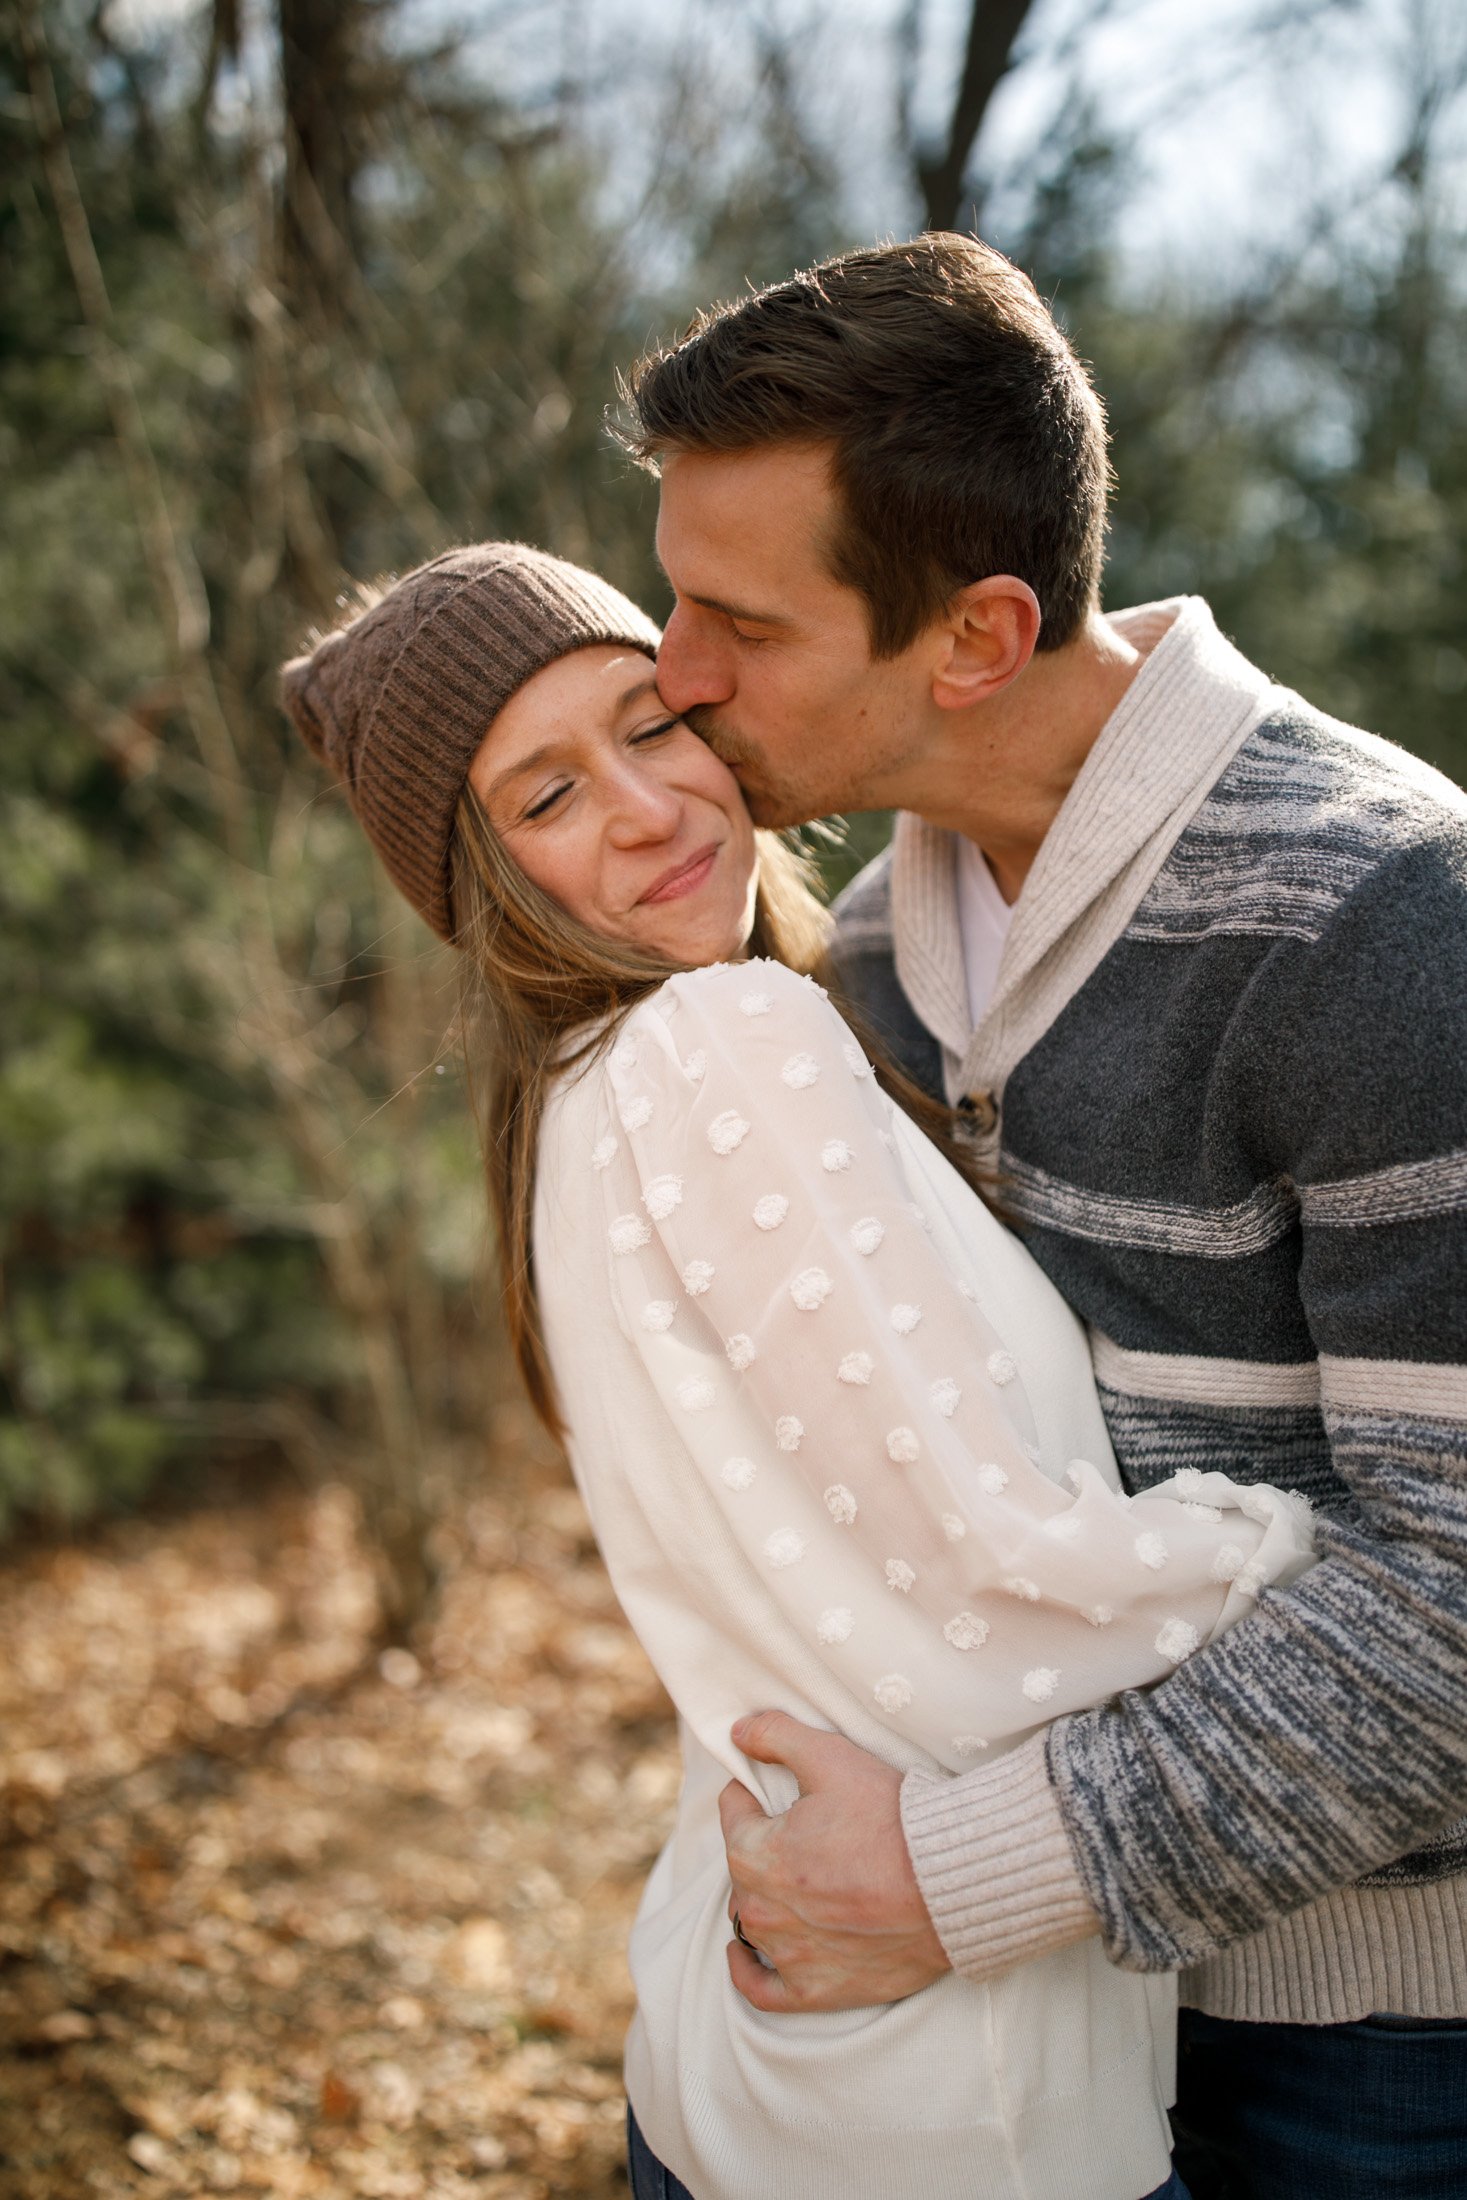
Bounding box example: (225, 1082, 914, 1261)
(726, 1937, 795, 2012)
(717, 1775, 768, 1853)
(731, 1709, 850, 1790)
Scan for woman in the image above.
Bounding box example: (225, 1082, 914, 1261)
(282, 543, 1314, 2200)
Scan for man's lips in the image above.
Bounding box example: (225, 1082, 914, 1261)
(637, 842, 720, 906)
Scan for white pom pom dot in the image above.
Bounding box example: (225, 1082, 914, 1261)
(943, 1612, 990, 1651)
(707, 1110, 750, 1156)
(641, 1173, 683, 1221)
(1155, 1617, 1201, 1661)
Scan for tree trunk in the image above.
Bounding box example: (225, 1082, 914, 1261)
(278, 0, 362, 318)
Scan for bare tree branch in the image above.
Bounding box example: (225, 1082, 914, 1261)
(908, 0, 1039, 232)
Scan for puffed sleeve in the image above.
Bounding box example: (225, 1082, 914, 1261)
(591, 959, 1315, 1772)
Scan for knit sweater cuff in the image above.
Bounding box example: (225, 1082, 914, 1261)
(901, 1733, 1099, 1980)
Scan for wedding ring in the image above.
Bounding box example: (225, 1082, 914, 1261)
(732, 1909, 759, 1954)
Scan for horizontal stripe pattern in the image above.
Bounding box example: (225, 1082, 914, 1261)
(1090, 1334, 1321, 1407)
(1321, 1356, 1467, 1422)
(1090, 1339, 1467, 1426)
(1127, 713, 1467, 944)
(1003, 1157, 1296, 1258)
(1303, 1146, 1467, 1227)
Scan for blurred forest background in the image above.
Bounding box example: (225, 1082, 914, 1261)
(3, 2, 1467, 2192)
(5, 0, 1467, 1590)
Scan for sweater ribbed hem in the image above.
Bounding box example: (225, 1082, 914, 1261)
(1184, 1876, 1467, 2024)
(901, 1733, 1099, 1978)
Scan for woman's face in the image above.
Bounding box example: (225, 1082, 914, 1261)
(468, 645, 758, 962)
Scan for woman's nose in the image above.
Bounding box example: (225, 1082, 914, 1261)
(605, 763, 682, 846)
(656, 603, 732, 714)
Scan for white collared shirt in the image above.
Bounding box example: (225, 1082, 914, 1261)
(955, 831, 1015, 1030)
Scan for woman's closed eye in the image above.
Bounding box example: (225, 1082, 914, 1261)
(629, 716, 680, 745)
(524, 780, 572, 821)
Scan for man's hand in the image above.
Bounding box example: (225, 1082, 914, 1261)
(719, 1709, 950, 2012)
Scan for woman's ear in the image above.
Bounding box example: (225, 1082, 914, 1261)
(930, 577, 1042, 711)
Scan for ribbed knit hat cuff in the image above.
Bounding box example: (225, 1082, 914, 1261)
(351, 558, 660, 939)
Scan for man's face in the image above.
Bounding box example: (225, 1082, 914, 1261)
(654, 443, 938, 828)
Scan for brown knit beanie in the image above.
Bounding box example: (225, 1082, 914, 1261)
(280, 542, 662, 940)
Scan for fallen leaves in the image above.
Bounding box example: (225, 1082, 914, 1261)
(0, 1406, 679, 2196)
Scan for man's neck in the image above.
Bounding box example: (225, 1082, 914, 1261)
(891, 611, 1145, 902)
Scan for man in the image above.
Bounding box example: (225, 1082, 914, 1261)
(618, 234, 1467, 2196)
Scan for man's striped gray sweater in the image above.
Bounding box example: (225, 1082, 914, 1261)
(831, 597, 1467, 2024)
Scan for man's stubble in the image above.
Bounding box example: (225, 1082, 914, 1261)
(684, 701, 912, 834)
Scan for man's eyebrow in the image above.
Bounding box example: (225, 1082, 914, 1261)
(652, 550, 792, 631)
(680, 589, 794, 629)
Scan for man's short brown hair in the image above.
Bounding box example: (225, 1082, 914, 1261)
(619, 234, 1110, 658)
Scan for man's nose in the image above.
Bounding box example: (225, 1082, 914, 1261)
(657, 603, 732, 715)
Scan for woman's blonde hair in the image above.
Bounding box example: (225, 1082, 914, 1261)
(451, 784, 990, 1435)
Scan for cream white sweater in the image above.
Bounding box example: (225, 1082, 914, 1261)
(534, 958, 1314, 2200)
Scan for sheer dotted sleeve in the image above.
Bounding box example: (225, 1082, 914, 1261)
(590, 959, 1315, 1772)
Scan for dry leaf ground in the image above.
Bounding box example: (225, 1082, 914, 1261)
(0, 1405, 680, 2199)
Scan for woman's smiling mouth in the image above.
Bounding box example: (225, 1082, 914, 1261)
(638, 842, 720, 905)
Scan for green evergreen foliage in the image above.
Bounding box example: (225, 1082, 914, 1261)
(0, 0, 847, 1556)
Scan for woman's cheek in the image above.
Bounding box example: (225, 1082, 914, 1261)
(513, 830, 587, 926)
(553, 844, 597, 930)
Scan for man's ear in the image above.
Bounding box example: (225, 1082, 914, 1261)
(930, 577, 1042, 711)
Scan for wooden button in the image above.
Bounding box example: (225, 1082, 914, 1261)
(963, 1089, 999, 1135)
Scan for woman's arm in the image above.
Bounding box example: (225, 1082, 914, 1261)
(593, 960, 1313, 1770)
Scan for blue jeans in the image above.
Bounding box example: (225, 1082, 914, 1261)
(1172, 2008, 1467, 2198)
(626, 2104, 1190, 2198)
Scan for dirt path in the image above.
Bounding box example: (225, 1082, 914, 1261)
(0, 1413, 679, 2198)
